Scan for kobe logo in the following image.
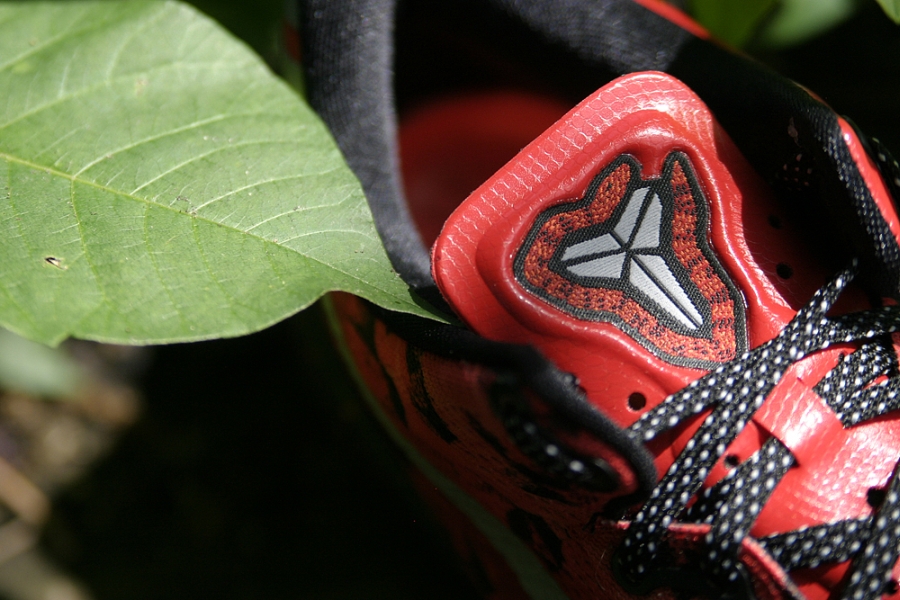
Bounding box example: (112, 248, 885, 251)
(514, 152, 747, 367)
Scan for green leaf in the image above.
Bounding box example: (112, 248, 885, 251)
(876, 0, 900, 23)
(689, 0, 778, 47)
(757, 0, 860, 48)
(0, 328, 83, 398)
(0, 1, 443, 347)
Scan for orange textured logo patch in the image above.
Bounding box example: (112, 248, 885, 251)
(514, 153, 747, 368)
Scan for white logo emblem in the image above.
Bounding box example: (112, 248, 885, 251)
(559, 185, 703, 331)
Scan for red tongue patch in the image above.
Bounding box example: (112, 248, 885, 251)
(432, 72, 818, 426)
(514, 151, 746, 368)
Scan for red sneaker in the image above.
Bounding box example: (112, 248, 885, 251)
(431, 70, 900, 600)
(301, 1, 900, 598)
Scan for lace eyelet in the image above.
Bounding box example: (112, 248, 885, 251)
(776, 263, 794, 279)
(627, 392, 646, 411)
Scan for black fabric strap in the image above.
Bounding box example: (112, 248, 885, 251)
(488, 0, 690, 74)
(759, 519, 870, 571)
(297, 0, 693, 290)
(299, 0, 433, 289)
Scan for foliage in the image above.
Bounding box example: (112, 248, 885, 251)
(689, 0, 873, 47)
(877, 0, 900, 21)
(688, 0, 778, 47)
(0, 327, 82, 397)
(0, 0, 440, 348)
(758, 0, 861, 47)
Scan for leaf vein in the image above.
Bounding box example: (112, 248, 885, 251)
(104, 3, 171, 82)
(190, 217, 259, 321)
(0, 153, 399, 300)
(279, 229, 376, 245)
(0, 159, 41, 332)
(68, 176, 110, 334)
(0, 60, 256, 133)
(73, 113, 232, 177)
(142, 200, 190, 331)
(0, 5, 111, 73)
(129, 139, 296, 195)
(192, 171, 337, 212)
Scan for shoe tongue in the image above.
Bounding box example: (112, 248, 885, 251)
(431, 72, 885, 428)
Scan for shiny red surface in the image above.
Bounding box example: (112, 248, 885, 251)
(432, 72, 900, 598)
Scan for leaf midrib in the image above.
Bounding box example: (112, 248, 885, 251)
(0, 151, 396, 294)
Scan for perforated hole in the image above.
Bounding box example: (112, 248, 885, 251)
(776, 263, 794, 280)
(724, 454, 741, 469)
(884, 579, 899, 596)
(627, 392, 647, 411)
(868, 487, 887, 508)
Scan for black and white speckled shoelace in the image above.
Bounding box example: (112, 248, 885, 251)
(618, 261, 900, 599)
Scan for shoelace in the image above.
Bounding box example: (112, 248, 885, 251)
(618, 261, 900, 599)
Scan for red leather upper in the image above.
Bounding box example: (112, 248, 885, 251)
(432, 72, 900, 599)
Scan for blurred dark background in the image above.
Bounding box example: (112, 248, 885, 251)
(44, 305, 478, 599)
(33, 1, 900, 599)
